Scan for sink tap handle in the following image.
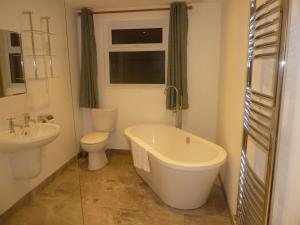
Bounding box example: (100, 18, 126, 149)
(23, 112, 30, 118)
(23, 113, 31, 127)
(7, 118, 16, 133)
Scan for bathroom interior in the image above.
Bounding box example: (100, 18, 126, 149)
(0, 0, 299, 224)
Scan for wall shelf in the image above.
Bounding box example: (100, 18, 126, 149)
(23, 54, 55, 57)
(22, 11, 56, 80)
(26, 76, 59, 80)
(22, 30, 55, 36)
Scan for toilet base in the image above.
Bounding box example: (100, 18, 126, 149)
(88, 151, 108, 170)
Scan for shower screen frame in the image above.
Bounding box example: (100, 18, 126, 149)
(236, 0, 290, 225)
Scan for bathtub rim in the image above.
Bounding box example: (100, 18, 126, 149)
(124, 123, 227, 171)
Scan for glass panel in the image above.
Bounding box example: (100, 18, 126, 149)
(109, 51, 165, 84)
(111, 28, 163, 44)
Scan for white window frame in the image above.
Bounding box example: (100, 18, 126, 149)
(104, 20, 168, 87)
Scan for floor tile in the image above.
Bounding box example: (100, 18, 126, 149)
(1, 151, 233, 225)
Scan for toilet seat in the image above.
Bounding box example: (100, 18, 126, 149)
(80, 132, 110, 170)
(80, 132, 109, 145)
(80, 132, 109, 153)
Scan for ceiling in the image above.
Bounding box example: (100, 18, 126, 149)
(66, 0, 205, 10)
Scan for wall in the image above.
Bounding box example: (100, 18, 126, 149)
(79, 2, 222, 150)
(270, 0, 300, 224)
(0, 0, 77, 214)
(217, 0, 249, 214)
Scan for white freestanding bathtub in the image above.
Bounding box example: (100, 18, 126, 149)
(124, 124, 227, 209)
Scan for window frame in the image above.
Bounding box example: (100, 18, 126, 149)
(104, 20, 168, 87)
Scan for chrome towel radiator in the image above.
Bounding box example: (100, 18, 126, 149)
(237, 0, 289, 225)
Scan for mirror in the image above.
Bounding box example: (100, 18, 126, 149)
(0, 30, 26, 98)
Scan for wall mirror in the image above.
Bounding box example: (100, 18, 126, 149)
(0, 29, 26, 98)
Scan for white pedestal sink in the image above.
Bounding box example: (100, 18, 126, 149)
(0, 123, 60, 179)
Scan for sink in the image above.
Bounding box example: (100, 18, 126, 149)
(0, 123, 60, 153)
(0, 123, 60, 179)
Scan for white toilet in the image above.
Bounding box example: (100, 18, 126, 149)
(80, 107, 117, 170)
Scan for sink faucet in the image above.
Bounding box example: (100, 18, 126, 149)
(23, 113, 36, 127)
(7, 118, 23, 133)
(165, 85, 182, 129)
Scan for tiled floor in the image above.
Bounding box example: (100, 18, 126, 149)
(0, 162, 83, 225)
(1, 151, 233, 225)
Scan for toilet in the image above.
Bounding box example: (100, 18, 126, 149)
(80, 107, 117, 170)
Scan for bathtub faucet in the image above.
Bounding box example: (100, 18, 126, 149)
(165, 85, 182, 129)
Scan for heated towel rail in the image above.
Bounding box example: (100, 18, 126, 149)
(237, 0, 289, 225)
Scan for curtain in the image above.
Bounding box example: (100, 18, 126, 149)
(166, 2, 189, 110)
(79, 8, 99, 108)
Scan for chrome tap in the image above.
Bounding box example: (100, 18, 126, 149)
(165, 85, 183, 129)
(23, 113, 36, 127)
(7, 118, 23, 133)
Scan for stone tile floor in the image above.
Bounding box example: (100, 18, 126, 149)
(1, 151, 233, 225)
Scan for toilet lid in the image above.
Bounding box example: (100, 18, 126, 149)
(80, 132, 109, 145)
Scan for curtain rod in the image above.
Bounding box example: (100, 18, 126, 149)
(78, 5, 193, 15)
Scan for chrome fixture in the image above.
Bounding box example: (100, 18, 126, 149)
(37, 114, 54, 123)
(22, 11, 37, 79)
(41, 16, 54, 77)
(165, 85, 182, 129)
(22, 11, 55, 79)
(24, 113, 36, 127)
(236, 0, 289, 225)
(7, 118, 23, 133)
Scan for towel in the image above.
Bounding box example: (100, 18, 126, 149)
(131, 141, 151, 172)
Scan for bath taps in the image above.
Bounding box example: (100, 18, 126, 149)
(165, 85, 182, 129)
(7, 118, 23, 133)
(23, 113, 36, 127)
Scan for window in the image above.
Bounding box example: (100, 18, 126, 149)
(109, 51, 165, 84)
(111, 28, 163, 44)
(107, 22, 167, 85)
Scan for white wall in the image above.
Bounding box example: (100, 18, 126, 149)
(217, 0, 249, 214)
(218, 1, 300, 224)
(271, 0, 300, 224)
(0, 0, 77, 214)
(79, 2, 222, 150)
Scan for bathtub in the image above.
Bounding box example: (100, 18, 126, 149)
(124, 124, 227, 209)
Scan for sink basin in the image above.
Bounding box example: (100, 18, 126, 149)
(0, 123, 60, 179)
(0, 123, 60, 153)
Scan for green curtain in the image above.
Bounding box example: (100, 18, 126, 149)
(166, 2, 189, 110)
(79, 8, 99, 108)
(0, 66, 4, 97)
